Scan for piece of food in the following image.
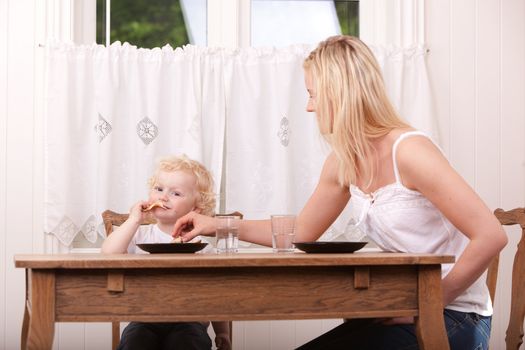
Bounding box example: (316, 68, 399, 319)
(170, 237, 201, 244)
(171, 236, 183, 243)
(142, 201, 168, 211)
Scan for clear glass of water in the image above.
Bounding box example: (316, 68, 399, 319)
(215, 216, 240, 253)
(271, 214, 296, 253)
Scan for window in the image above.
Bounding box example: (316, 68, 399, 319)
(251, 0, 359, 47)
(91, 0, 359, 49)
(96, 0, 206, 48)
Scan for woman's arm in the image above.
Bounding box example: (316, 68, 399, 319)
(397, 136, 507, 306)
(101, 201, 148, 254)
(173, 153, 350, 245)
(295, 153, 351, 241)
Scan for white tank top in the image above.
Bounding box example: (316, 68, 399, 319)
(348, 131, 492, 316)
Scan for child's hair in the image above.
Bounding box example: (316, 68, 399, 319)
(148, 155, 216, 216)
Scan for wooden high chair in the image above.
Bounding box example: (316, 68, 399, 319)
(101, 209, 242, 350)
(486, 207, 525, 350)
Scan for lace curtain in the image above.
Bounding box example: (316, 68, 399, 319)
(223, 44, 436, 242)
(45, 43, 226, 246)
(44, 42, 434, 246)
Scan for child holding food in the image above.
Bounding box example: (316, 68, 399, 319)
(101, 154, 230, 350)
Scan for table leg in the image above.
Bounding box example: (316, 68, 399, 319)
(415, 265, 449, 350)
(26, 270, 55, 350)
(21, 299, 30, 350)
(21, 270, 30, 350)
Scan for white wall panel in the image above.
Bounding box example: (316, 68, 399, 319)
(294, 320, 326, 348)
(4, 0, 37, 349)
(0, 0, 8, 347)
(425, 0, 450, 155)
(449, 0, 477, 186)
(475, 0, 501, 207)
(494, 0, 525, 348)
(427, 0, 525, 348)
(270, 321, 295, 349)
(244, 321, 271, 350)
(85, 323, 113, 350)
(500, 1, 525, 207)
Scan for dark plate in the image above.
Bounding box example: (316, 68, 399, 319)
(294, 241, 367, 254)
(137, 242, 208, 254)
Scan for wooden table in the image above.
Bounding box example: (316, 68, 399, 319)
(15, 252, 454, 350)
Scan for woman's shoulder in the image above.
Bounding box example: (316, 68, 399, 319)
(394, 131, 450, 189)
(394, 129, 441, 155)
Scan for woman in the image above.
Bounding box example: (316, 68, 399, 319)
(172, 35, 507, 349)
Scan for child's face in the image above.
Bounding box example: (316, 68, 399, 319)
(148, 170, 199, 223)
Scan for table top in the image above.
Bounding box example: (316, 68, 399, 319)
(14, 252, 454, 269)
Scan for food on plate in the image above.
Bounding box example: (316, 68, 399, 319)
(171, 236, 183, 243)
(171, 237, 201, 244)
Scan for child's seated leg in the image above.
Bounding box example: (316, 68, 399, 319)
(117, 322, 162, 350)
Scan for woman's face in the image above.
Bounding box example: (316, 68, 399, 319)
(304, 69, 316, 113)
(304, 68, 332, 135)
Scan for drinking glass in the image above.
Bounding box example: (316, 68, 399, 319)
(216, 216, 240, 253)
(271, 215, 296, 253)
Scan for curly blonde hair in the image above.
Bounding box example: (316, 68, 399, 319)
(303, 35, 409, 187)
(148, 155, 216, 216)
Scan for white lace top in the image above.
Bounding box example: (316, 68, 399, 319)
(348, 131, 492, 316)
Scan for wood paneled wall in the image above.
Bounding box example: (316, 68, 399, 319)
(426, 0, 525, 348)
(1, 0, 524, 349)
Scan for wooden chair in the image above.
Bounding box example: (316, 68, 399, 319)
(101, 209, 241, 350)
(486, 208, 525, 350)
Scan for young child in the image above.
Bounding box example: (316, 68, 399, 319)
(101, 154, 231, 350)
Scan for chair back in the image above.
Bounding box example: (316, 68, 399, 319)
(487, 208, 525, 350)
(101, 209, 240, 350)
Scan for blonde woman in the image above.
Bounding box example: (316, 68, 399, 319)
(102, 155, 230, 350)
(173, 36, 507, 350)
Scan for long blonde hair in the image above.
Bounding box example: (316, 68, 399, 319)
(303, 35, 409, 187)
(148, 155, 216, 216)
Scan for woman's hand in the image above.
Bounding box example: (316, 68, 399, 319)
(172, 211, 218, 242)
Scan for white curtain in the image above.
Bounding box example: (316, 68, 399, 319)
(45, 42, 434, 247)
(45, 42, 225, 246)
(223, 44, 435, 243)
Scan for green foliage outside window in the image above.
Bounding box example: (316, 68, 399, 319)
(97, 0, 189, 49)
(335, 1, 359, 36)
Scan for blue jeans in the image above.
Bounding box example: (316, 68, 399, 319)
(117, 322, 211, 350)
(296, 309, 491, 350)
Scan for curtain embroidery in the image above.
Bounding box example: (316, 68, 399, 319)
(137, 116, 158, 145)
(95, 113, 112, 143)
(277, 116, 291, 147)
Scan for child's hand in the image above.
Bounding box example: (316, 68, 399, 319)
(128, 201, 149, 225)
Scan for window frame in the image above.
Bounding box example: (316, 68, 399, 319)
(69, 0, 424, 48)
